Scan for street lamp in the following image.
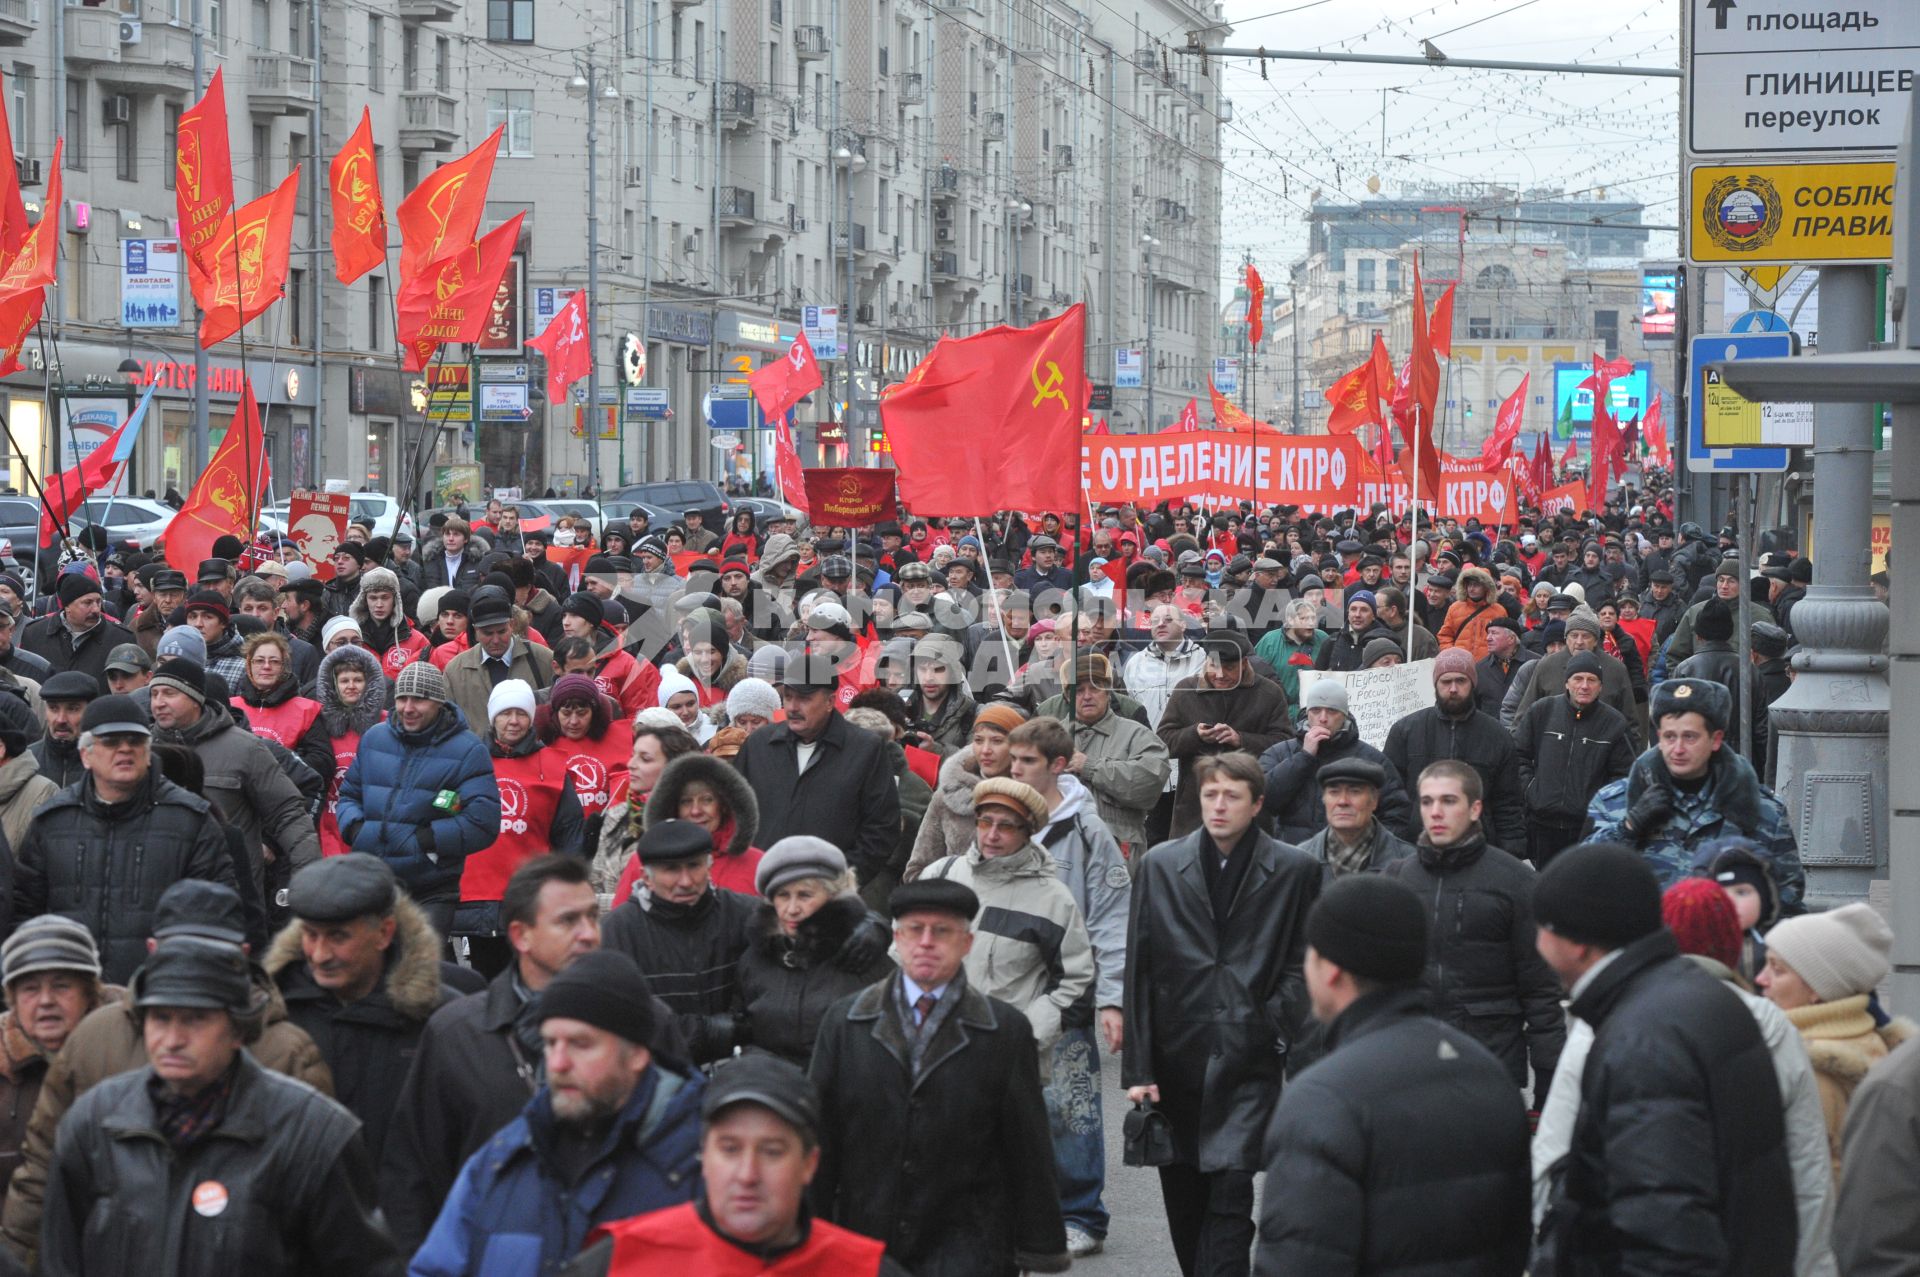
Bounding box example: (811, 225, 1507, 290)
(834, 144, 864, 461)
(565, 63, 621, 497)
(1142, 230, 1160, 431)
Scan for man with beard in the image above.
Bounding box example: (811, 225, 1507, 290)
(1382, 649, 1527, 850)
(28, 672, 94, 789)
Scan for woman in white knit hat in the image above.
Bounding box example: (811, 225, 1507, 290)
(1760, 902, 1915, 1172)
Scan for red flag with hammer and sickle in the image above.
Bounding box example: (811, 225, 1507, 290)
(329, 107, 386, 285)
(167, 384, 270, 574)
(1476, 373, 1530, 468)
(197, 167, 299, 348)
(176, 69, 235, 300)
(395, 213, 524, 371)
(773, 412, 809, 519)
(748, 329, 824, 421)
(396, 127, 501, 283)
(528, 287, 592, 410)
(881, 304, 1086, 516)
(0, 138, 59, 305)
(1323, 351, 1383, 435)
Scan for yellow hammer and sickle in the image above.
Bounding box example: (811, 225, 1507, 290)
(1030, 359, 1067, 411)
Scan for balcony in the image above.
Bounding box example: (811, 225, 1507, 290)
(1053, 143, 1072, 169)
(795, 25, 827, 59)
(718, 81, 754, 128)
(983, 111, 1004, 141)
(0, 0, 33, 47)
(398, 0, 460, 20)
(898, 71, 923, 105)
(398, 89, 460, 152)
(718, 185, 754, 223)
(103, 20, 198, 94)
(833, 222, 866, 253)
(1013, 273, 1033, 296)
(247, 53, 314, 116)
(933, 165, 959, 195)
(932, 251, 958, 278)
(63, 6, 121, 65)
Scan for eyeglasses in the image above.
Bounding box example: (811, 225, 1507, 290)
(94, 734, 147, 751)
(974, 816, 1026, 836)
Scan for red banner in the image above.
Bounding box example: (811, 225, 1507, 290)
(176, 68, 235, 296)
(802, 468, 898, 526)
(747, 330, 824, 421)
(1082, 433, 1362, 507)
(773, 413, 809, 518)
(1477, 373, 1530, 468)
(286, 490, 349, 580)
(527, 288, 591, 410)
(1352, 469, 1517, 527)
(1244, 264, 1265, 345)
(166, 386, 270, 574)
(1174, 398, 1200, 433)
(1540, 480, 1586, 518)
(329, 107, 387, 285)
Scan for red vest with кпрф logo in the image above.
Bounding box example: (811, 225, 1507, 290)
(462, 746, 569, 902)
(586, 1204, 888, 1275)
(231, 694, 322, 749)
(553, 719, 632, 820)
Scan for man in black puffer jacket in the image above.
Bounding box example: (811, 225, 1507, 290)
(1257, 873, 1531, 1275)
(1259, 679, 1412, 845)
(1382, 649, 1527, 849)
(1386, 762, 1564, 1095)
(1531, 843, 1796, 1277)
(599, 820, 758, 1064)
(1513, 652, 1635, 868)
(12, 694, 238, 984)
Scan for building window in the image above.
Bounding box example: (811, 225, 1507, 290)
(486, 89, 533, 156)
(368, 276, 385, 349)
(8, 66, 29, 160)
(1386, 258, 1401, 294)
(1594, 310, 1619, 359)
(113, 102, 137, 181)
(693, 20, 705, 79)
(209, 0, 224, 48)
(63, 231, 85, 322)
(288, 0, 306, 57)
(487, 0, 533, 43)
(435, 37, 450, 90)
(402, 24, 418, 88)
(253, 124, 270, 195)
(1357, 258, 1375, 293)
(367, 17, 383, 91)
(289, 268, 304, 344)
(670, 116, 681, 179)
(64, 80, 83, 171)
(163, 104, 179, 189)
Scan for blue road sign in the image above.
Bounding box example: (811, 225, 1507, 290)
(1688, 333, 1792, 473)
(1729, 309, 1794, 335)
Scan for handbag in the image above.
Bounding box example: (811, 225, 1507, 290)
(1122, 1100, 1176, 1167)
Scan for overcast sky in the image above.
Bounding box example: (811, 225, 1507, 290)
(1206, 0, 1681, 294)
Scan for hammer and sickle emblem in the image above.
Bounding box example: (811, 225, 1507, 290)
(1030, 359, 1067, 411)
(788, 342, 807, 371)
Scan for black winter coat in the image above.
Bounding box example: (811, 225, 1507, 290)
(25, 736, 81, 790)
(17, 614, 135, 686)
(1676, 640, 1769, 762)
(1382, 705, 1528, 850)
(1256, 987, 1531, 1276)
(378, 967, 689, 1254)
(40, 1053, 399, 1277)
(736, 895, 894, 1066)
(1474, 653, 1527, 720)
(1514, 694, 1635, 822)
(600, 883, 758, 1064)
(809, 975, 1066, 1277)
(1384, 832, 1566, 1089)
(1123, 828, 1321, 1172)
(12, 773, 238, 984)
(1259, 719, 1414, 845)
(1156, 670, 1293, 838)
(1539, 931, 1796, 1277)
(736, 711, 901, 883)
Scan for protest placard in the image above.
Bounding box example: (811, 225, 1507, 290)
(1297, 658, 1436, 750)
(286, 490, 350, 580)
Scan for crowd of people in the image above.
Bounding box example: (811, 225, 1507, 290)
(0, 478, 1898, 1275)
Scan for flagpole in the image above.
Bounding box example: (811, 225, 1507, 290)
(1407, 404, 1420, 663)
(30, 316, 81, 576)
(975, 514, 1018, 683)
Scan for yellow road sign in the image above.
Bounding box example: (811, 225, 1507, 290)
(1687, 161, 1894, 266)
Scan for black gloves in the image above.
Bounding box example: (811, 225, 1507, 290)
(1622, 787, 1673, 842)
(835, 910, 891, 972)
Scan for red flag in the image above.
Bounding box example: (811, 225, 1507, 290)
(1372, 421, 1396, 472)
(1369, 331, 1393, 403)
(1085, 418, 1110, 436)
(329, 107, 387, 285)
(1244, 264, 1265, 345)
(1390, 255, 1443, 497)
(166, 385, 270, 573)
(880, 304, 1086, 517)
(747, 330, 824, 421)
(1209, 377, 1256, 432)
(1529, 431, 1552, 500)
(773, 413, 809, 517)
(1429, 283, 1456, 359)
(39, 414, 134, 546)
(176, 68, 235, 296)
(1559, 435, 1578, 474)
(0, 287, 42, 378)
(1477, 374, 1530, 468)
(802, 468, 898, 525)
(1587, 356, 1625, 514)
(1644, 391, 1670, 468)
(1323, 354, 1382, 435)
(0, 72, 28, 262)
(197, 167, 299, 348)
(0, 139, 59, 302)
(396, 127, 502, 282)
(1176, 398, 1200, 433)
(527, 288, 592, 412)
(395, 213, 523, 372)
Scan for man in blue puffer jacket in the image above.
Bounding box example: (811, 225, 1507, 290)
(337, 659, 500, 935)
(409, 950, 704, 1276)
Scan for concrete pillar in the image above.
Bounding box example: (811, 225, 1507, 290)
(1771, 265, 1891, 913)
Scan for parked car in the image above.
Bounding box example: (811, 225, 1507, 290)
(258, 493, 415, 543)
(611, 480, 729, 527)
(72, 497, 175, 549)
(731, 496, 807, 530)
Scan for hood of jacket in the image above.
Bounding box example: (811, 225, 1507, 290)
(643, 750, 759, 858)
(934, 744, 988, 818)
(348, 567, 405, 626)
(1626, 739, 1767, 833)
(750, 892, 868, 964)
(1045, 773, 1091, 829)
(963, 839, 1055, 881)
(0, 750, 46, 807)
(316, 643, 388, 736)
(263, 894, 447, 1024)
(1454, 565, 1496, 603)
(156, 698, 235, 748)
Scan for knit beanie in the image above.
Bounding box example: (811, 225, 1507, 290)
(393, 660, 449, 705)
(656, 666, 700, 708)
(320, 616, 362, 648)
(487, 679, 537, 723)
(1766, 903, 1893, 1002)
(1299, 678, 1349, 714)
(156, 625, 208, 665)
(1565, 651, 1605, 681)
(2, 915, 102, 985)
(725, 678, 781, 724)
(551, 672, 601, 709)
(1695, 599, 1734, 643)
(1361, 637, 1402, 667)
(56, 573, 101, 606)
(562, 591, 606, 629)
(1433, 647, 1477, 688)
(150, 657, 209, 707)
(1661, 879, 1743, 973)
(972, 702, 1028, 736)
(1531, 843, 1664, 949)
(1305, 874, 1428, 984)
(746, 645, 788, 684)
(538, 949, 660, 1048)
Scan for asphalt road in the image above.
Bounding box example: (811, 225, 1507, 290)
(1083, 1046, 1185, 1273)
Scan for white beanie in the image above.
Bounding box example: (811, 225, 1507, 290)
(321, 616, 362, 648)
(656, 665, 699, 707)
(726, 677, 781, 723)
(487, 678, 537, 723)
(1766, 903, 1893, 1002)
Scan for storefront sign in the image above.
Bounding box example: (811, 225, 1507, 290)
(121, 239, 182, 329)
(645, 305, 712, 347)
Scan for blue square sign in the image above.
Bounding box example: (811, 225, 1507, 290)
(1688, 333, 1792, 473)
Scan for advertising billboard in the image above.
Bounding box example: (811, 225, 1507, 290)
(1640, 267, 1676, 344)
(1551, 361, 1652, 442)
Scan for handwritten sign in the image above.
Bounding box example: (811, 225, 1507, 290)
(286, 490, 349, 580)
(1298, 658, 1436, 750)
